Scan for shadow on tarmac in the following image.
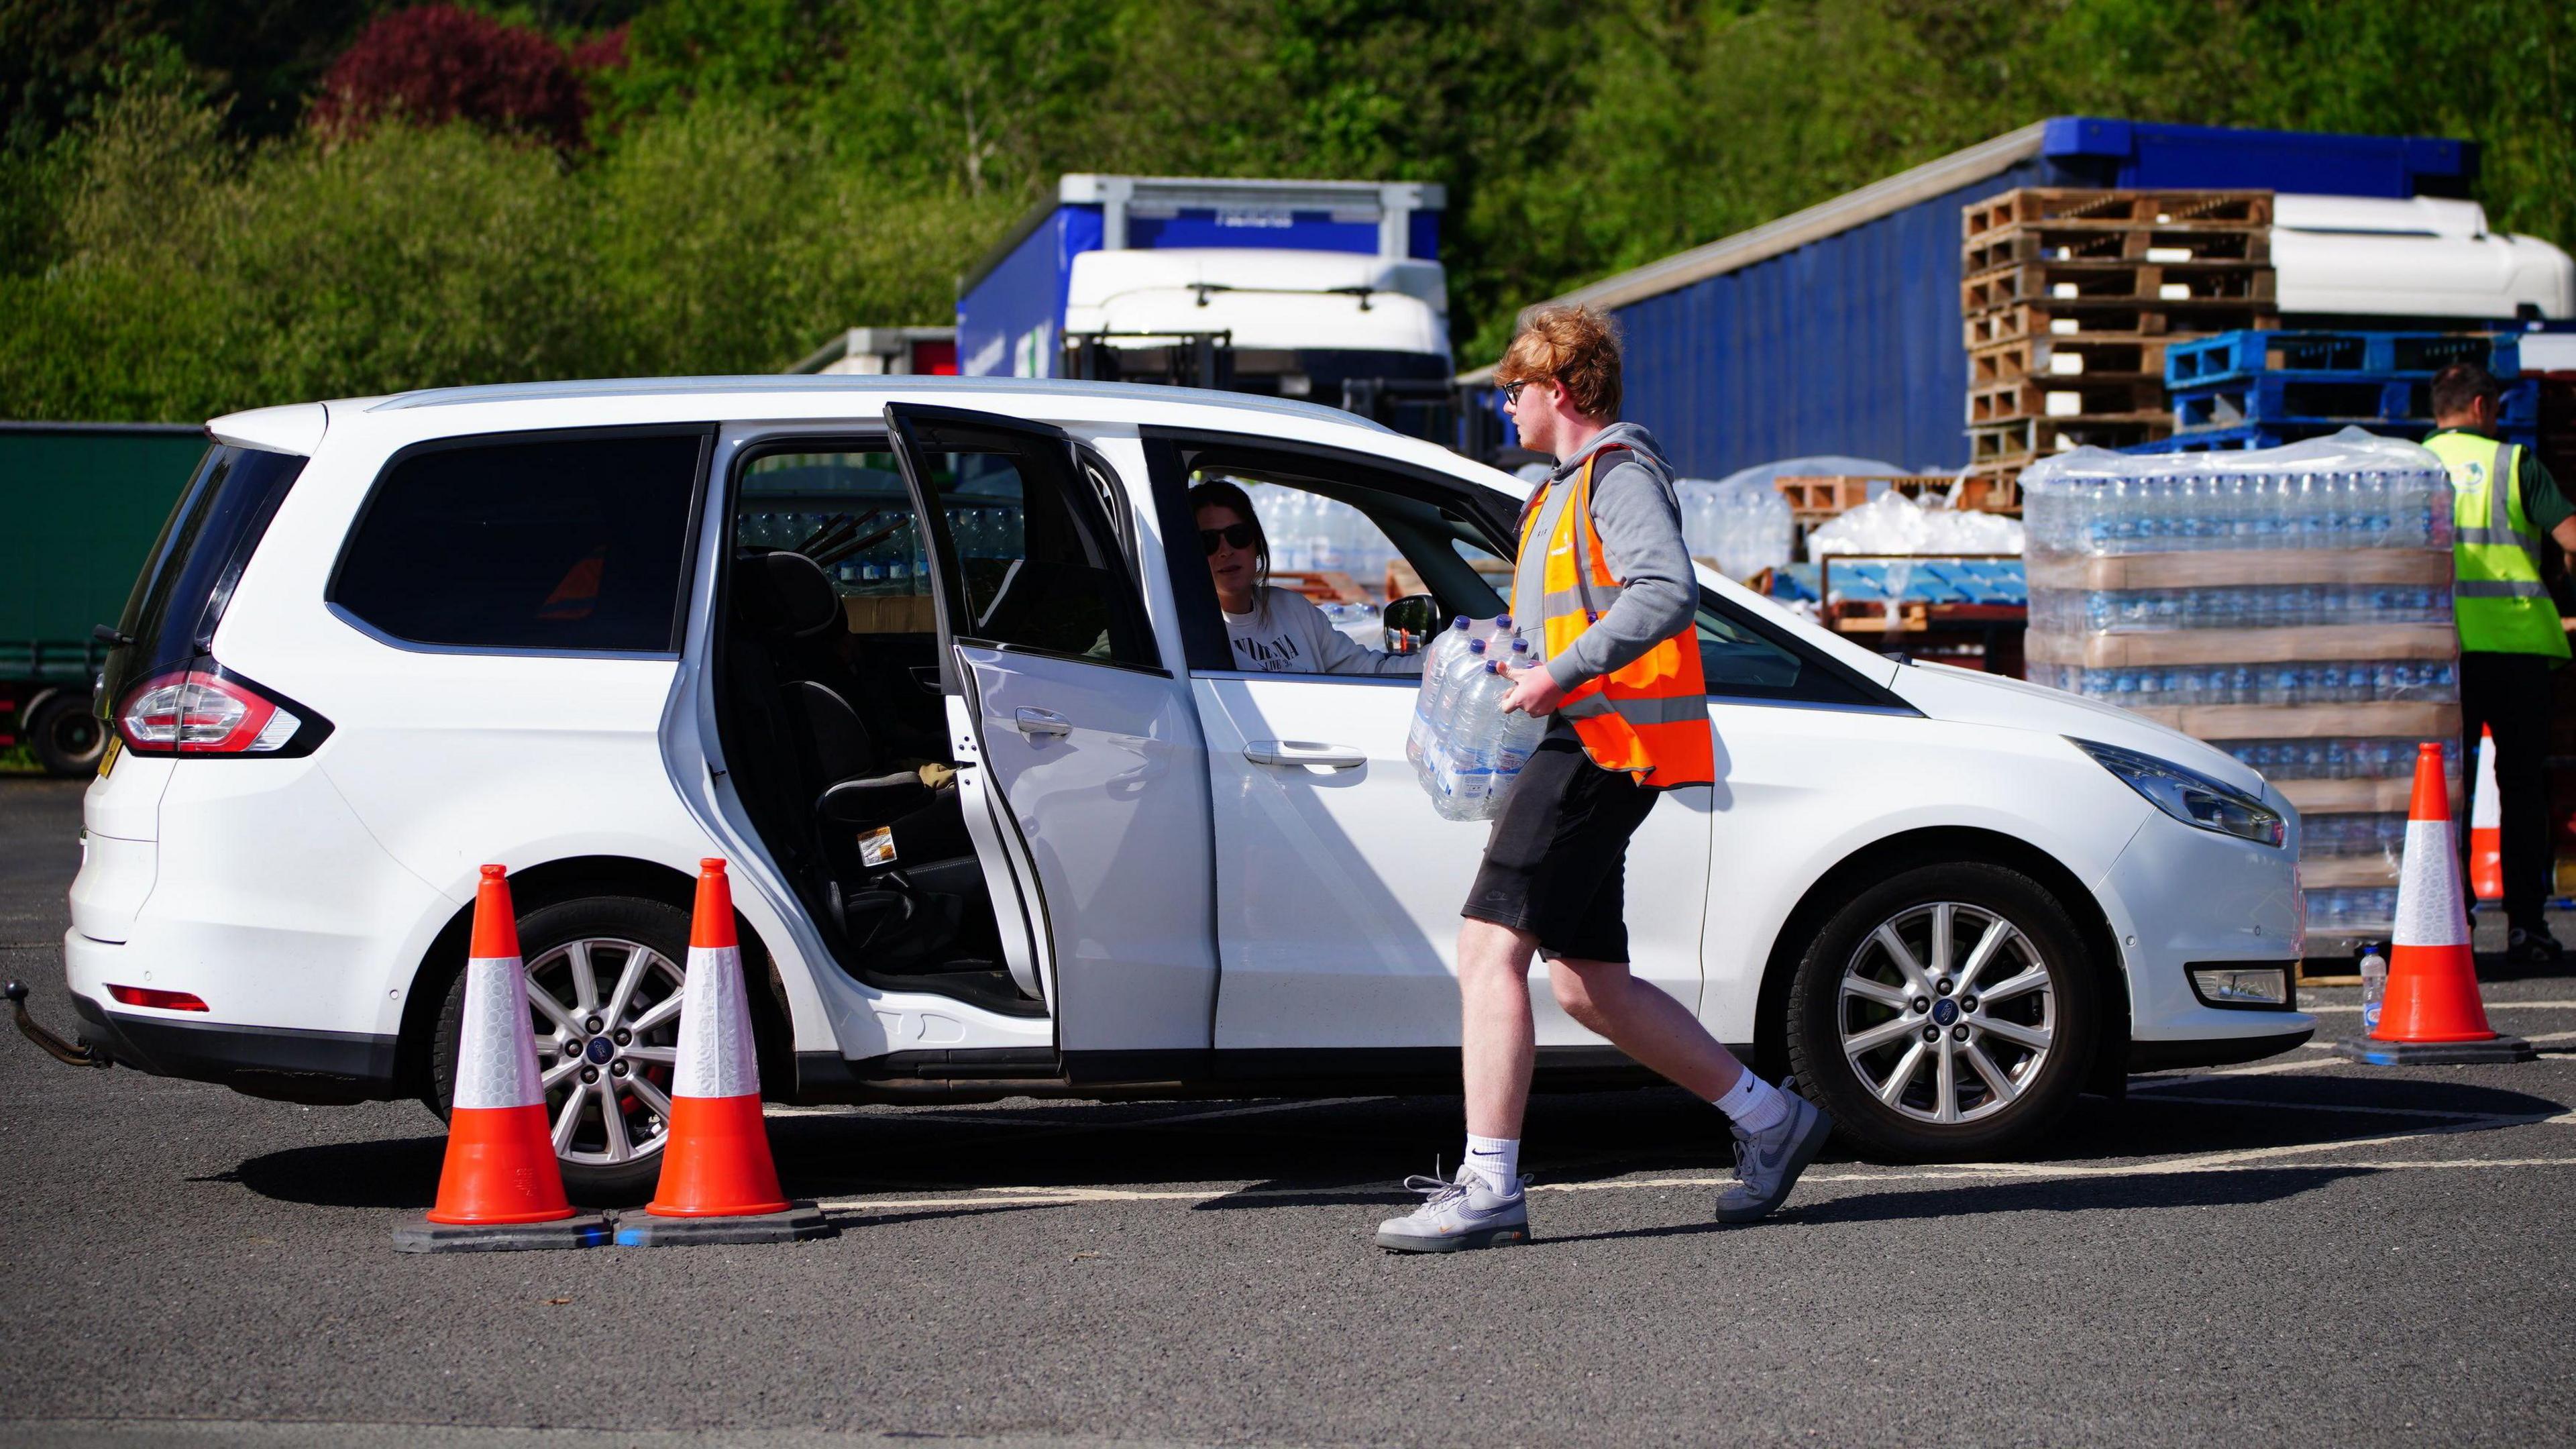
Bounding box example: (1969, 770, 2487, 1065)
(204, 1070, 2565, 1216)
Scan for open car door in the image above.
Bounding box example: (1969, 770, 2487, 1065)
(881, 404, 1216, 1070)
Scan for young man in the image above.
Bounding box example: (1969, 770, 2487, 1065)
(2425, 363, 2576, 964)
(1375, 307, 1832, 1252)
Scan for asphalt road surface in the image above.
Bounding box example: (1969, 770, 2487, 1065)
(4, 777, 2572, 1448)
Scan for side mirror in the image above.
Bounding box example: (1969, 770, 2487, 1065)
(1381, 593, 1444, 654)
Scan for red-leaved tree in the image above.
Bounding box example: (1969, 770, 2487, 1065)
(310, 5, 590, 150)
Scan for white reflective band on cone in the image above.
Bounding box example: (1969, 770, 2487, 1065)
(2473, 734, 2501, 830)
(670, 943, 759, 1099)
(453, 955, 545, 1110)
(2392, 818, 2470, 949)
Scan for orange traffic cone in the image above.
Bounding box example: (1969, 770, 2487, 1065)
(396, 865, 610, 1252)
(2469, 727, 2503, 903)
(618, 859, 831, 1246)
(2336, 744, 2535, 1066)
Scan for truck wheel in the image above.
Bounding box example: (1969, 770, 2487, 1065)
(26, 692, 109, 777)
(1784, 861, 2100, 1163)
(429, 896, 692, 1207)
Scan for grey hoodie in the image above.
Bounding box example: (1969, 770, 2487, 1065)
(1511, 421, 1697, 693)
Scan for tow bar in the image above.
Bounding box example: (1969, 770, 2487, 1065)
(3, 981, 111, 1069)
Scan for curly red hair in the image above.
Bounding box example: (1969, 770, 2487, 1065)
(1495, 305, 1623, 420)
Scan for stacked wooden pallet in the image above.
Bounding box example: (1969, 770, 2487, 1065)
(1774, 474, 2021, 523)
(1960, 189, 2277, 492)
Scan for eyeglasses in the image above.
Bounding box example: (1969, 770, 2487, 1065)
(1499, 379, 1532, 406)
(1199, 522, 1257, 555)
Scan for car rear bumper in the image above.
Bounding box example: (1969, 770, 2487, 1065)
(65, 930, 400, 1104)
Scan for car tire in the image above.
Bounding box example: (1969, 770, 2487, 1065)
(26, 692, 109, 778)
(430, 895, 694, 1207)
(1784, 861, 2100, 1163)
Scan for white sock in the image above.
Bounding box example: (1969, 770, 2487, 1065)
(1463, 1134, 1519, 1194)
(1713, 1072, 1790, 1134)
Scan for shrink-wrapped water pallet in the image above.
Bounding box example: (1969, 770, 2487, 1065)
(2021, 429, 2459, 961)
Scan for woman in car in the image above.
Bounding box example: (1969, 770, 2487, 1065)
(1191, 479, 1421, 676)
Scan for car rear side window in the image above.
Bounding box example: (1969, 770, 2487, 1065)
(333, 431, 707, 653)
(102, 443, 308, 709)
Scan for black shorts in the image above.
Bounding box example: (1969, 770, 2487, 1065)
(1460, 730, 1661, 963)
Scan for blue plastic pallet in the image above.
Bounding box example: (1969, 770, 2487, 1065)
(1772, 559, 2026, 605)
(2165, 329, 2522, 388)
(2169, 374, 2538, 433)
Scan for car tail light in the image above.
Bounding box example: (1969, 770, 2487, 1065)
(107, 984, 209, 1012)
(116, 667, 321, 756)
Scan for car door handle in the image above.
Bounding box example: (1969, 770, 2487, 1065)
(1244, 740, 1366, 769)
(1012, 707, 1071, 739)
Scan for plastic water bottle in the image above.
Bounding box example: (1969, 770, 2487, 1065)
(1422, 637, 1488, 770)
(2359, 947, 2388, 1035)
(1409, 617, 1475, 775)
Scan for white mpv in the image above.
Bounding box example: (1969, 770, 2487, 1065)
(58, 378, 2312, 1199)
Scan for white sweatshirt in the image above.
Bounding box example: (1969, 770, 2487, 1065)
(1222, 587, 1423, 676)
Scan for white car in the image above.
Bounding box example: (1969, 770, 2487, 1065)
(53, 378, 2311, 1199)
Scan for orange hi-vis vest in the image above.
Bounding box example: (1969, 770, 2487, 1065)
(1513, 447, 1714, 788)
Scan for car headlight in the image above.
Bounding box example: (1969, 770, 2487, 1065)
(2070, 739, 2286, 847)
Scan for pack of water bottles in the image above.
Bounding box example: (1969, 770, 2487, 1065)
(2021, 427, 2454, 558)
(2024, 659, 2458, 708)
(2028, 584, 2451, 634)
(2021, 429, 2463, 951)
(1407, 615, 1549, 820)
(1674, 478, 1794, 582)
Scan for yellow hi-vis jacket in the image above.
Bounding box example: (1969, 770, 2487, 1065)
(2425, 429, 2569, 659)
(1513, 447, 1715, 788)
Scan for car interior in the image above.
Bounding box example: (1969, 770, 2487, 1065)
(715, 447, 1034, 1016)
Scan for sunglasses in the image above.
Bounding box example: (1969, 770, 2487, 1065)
(1199, 522, 1258, 555)
(1499, 378, 1533, 405)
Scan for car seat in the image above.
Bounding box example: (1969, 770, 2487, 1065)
(733, 550, 982, 969)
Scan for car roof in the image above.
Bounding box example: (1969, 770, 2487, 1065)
(364, 374, 1402, 435)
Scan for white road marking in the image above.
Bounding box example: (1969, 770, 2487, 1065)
(814, 1152, 2576, 1214)
(2299, 1000, 2576, 1013)
(2124, 1093, 2512, 1122)
(769, 1097, 1383, 1131)
(812, 1107, 2575, 1214)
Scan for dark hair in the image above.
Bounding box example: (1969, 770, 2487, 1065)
(1187, 476, 1271, 606)
(1496, 305, 1623, 419)
(2430, 362, 2504, 420)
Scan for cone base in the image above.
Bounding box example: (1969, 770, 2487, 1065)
(614, 1203, 833, 1247)
(426, 1103, 577, 1225)
(394, 1214, 612, 1254)
(646, 1093, 789, 1217)
(2334, 1034, 2537, 1067)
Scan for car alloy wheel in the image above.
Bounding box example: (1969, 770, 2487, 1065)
(1784, 860, 2097, 1162)
(525, 936, 687, 1169)
(1835, 901, 2054, 1125)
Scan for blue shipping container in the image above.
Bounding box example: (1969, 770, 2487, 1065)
(1523, 116, 2477, 478)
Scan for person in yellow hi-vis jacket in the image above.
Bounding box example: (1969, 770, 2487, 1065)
(2424, 362, 2576, 965)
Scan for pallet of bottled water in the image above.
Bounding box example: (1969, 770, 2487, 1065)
(2021, 428, 2461, 957)
(1408, 616, 1548, 821)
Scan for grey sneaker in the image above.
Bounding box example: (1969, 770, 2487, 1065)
(1713, 1092, 1833, 1224)
(1373, 1167, 1531, 1253)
